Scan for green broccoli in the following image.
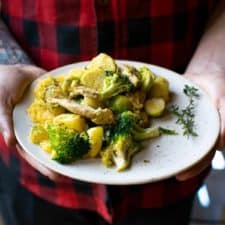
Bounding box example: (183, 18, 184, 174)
(115, 111, 161, 141)
(101, 127, 140, 172)
(101, 111, 142, 171)
(120, 65, 140, 87)
(48, 125, 90, 164)
(100, 73, 134, 100)
(112, 135, 140, 171)
(139, 66, 155, 92)
(101, 111, 164, 171)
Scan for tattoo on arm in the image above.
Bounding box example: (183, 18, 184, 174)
(0, 20, 32, 64)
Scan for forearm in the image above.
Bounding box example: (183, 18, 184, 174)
(0, 19, 32, 64)
(186, 1, 225, 74)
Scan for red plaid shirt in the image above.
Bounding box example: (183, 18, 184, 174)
(0, 0, 216, 224)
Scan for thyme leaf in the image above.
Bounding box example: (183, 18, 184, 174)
(169, 85, 199, 137)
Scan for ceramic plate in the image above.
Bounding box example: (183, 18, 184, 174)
(13, 60, 220, 185)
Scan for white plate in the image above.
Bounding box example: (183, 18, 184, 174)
(13, 60, 220, 185)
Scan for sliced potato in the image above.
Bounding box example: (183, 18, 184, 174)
(81, 67, 105, 91)
(53, 113, 87, 132)
(149, 76, 169, 102)
(68, 68, 84, 79)
(144, 97, 165, 117)
(87, 53, 116, 72)
(86, 127, 104, 158)
(139, 66, 155, 92)
(55, 75, 66, 83)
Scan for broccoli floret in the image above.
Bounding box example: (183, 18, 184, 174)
(116, 111, 161, 141)
(101, 132, 140, 171)
(101, 112, 141, 171)
(101, 111, 162, 171)
(112, 135, 140, 171)
(121, 65, 140, 87)
(100, 73, 134, 100)
(139, 66, 155, 92)
(48, 125, 90, 163)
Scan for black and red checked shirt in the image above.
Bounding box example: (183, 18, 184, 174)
(0, 0, 217, 224)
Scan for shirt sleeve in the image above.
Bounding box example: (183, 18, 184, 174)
(0, 19, 32, 64)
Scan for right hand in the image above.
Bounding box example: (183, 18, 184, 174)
(0, 64, 65, 181)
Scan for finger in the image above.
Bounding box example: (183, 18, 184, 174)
(0, 95, 16, 146)
(176, 149, 216, 181)
(16, 144, 66, 182)
(21, 65, 47, 80)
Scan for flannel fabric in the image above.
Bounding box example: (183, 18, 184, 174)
(0, 0, 217, 224)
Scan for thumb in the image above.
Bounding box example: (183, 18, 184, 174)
(0, 95, 16, 146)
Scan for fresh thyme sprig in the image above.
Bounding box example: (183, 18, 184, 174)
(183, 85, 199, 98)
(169, 85, 199, 137)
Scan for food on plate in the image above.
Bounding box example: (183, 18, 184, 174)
(27, 53, 174, 171)
(149, 76, 169, 102)
(144, 97, 166, 117)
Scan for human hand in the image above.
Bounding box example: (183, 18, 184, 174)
(0, 64, 45, 145)
(0, 64, 65, 181)
(176, 71, 225, 181)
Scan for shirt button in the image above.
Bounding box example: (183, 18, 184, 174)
(96, 0, 109, 6)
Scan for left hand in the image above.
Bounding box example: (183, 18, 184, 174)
(0, 64, 65, 182)
(176, 71, 225, 181)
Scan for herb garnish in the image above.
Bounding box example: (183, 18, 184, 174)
(169, 85, 199, 137)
